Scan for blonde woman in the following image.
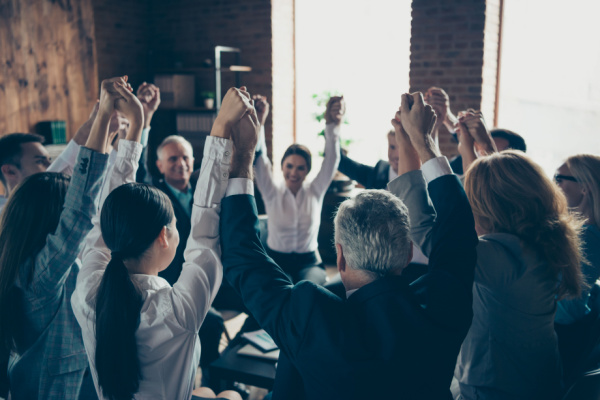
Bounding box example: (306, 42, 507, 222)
(421, 112, 585, 399)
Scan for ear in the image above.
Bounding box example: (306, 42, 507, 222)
(406, 241, 414, 267)
(1, 164, 20, 188)
(1, 164, 17, 178)
(336, 243, 346, 273)
(155, 226, 169, 249)
(156, 159, 165, 174)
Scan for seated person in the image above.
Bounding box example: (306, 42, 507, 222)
(71, 82, 247, 400)
(554, 154, 600, 376)
(253, 95, 341, 285)
(220, 90, 478, 399)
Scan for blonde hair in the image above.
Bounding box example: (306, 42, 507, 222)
(464, 151, 585, 300)
(566, 154, 600, 227)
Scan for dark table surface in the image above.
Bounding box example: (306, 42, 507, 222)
(209, 342, 277, 390)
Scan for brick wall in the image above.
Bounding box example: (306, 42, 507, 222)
(409, 0, 503, 156)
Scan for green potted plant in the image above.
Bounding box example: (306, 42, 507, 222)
(201, 91, 215, 109)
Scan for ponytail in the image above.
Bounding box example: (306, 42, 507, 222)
(95, 183, 174, 399)
(95, 256, 143, 400)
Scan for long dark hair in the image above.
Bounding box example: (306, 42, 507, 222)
(0, 172, 69, 352)
(95, 183, 174, 400)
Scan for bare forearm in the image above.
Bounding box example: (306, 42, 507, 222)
(86, 114, 111, 153)
(230, 153, 254, 179)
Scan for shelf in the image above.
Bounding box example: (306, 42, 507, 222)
(159, 106, 216, 112)
(156, 66, 252, 74)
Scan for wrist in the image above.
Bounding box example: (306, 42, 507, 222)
(416, 136, 441, 163)
(211, 118, 230, 138)
(143, 111, 154, 129)
(230, 153, 254, 179)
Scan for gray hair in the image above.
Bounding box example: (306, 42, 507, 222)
(334, 190, 411, 278)
(156, 135, 194, 160)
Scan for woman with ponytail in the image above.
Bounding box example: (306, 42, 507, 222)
(411, 110, 585, 399)
(71, 86, 251, 400)
(0, 78, 113, 398)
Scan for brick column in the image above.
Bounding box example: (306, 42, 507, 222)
(409, 0, 503, 156)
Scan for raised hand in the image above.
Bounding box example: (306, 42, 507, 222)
(112, 79, 144, 143)
(425, 87, 457, 129)
(457, 110, 497, 154)
(391, 109, 421, 174)
(212, 87, 253, 138)
(137, 82, 161, 128)
(98, 76, 128, 117)
(252, 94, 270, 127)
(399, 92, 440, 163)
(325, 96, 345, 125)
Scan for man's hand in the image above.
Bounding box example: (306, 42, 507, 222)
(112, 79, 144, 143)
(212, 87, 253, 138)
(425, 87, 457, 129)
(399, 92, 440, 163)
(391, 109, 421, 174)
(72, 101, 99, 145)
(325, 96, 345, 125)
(457, 110, 497, 155)
(98, 76, 127, 117)
(252, 94, 270, 127)
(137, 82, 161, 129)
(230, 98, 260, 180)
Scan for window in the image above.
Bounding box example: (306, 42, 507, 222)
(295, 0, 412, 179)
(497, 0, 600, 175)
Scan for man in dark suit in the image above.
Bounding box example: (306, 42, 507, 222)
(219, 91, 478, 399)
(338, 129, 395, 190)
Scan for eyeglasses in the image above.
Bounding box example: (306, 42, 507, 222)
(554, 174, 578, 184)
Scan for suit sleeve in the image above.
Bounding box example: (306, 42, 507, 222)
(338, 151, 376, 188)
(220, 194, 325, 356)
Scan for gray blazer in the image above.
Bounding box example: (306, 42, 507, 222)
(390, 172, 561, 400)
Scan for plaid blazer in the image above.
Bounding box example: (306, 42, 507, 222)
(8, 147, 107, 400)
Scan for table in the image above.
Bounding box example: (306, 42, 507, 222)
(209, 342, 277, 391)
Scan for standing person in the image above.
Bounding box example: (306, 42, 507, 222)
(0, 77, 118, 399)
(252, 95, 341, 284)
(219, 91, 478, 399)
(440, 110, 585, 398)
(71, 86, 250, 400)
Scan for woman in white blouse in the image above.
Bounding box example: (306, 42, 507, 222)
(71, 82, 250, 400)
(253, 95, 342, 284)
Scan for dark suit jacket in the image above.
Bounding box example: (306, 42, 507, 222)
(154, 177, 196, 285)
(338, 153, 390, 189)
(220, 174, 478, 399)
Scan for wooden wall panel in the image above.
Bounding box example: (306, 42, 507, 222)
(0, 0, 98, 139)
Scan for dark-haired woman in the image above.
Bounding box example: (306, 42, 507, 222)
(71, 86, 251, 400)
(253, 95, 341, 284)
(0, 80, 117, 398)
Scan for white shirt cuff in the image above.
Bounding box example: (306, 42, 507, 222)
(421, 156, 452, 183)
(141, 127, 151, 147)
(324, 123, 341, 139)
(226, 178, 254, 197)
(116, 139, 143, 159)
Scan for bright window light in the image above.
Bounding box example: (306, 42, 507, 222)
(295, 0, 412, 180)
(497, 0, 600, 175)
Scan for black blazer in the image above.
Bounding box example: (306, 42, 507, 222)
(154, 177, 196, 285)
(338, 153, 390, 189)
(220, 174, 478, 399)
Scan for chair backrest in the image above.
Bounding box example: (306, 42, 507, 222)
(562, 368, 600, 400)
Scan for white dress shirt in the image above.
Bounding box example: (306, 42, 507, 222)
(254, 124, 341, 253)
(72, 136, 230, 400)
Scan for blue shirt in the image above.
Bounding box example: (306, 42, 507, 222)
(165, 181, 193, 217)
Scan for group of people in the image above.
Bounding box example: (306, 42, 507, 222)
(0, 75, 598, 400)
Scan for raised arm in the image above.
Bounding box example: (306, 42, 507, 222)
(171, 87, 253, 331)
(252, 95, 277, 199)
(338, 151, 376, 187)
(310, 96, 343, 196)
(389, 92, 477, 286)
(456, 110, 497, 173)
(79, 76, 144, 284)
(46, 102, 99, 175)
(221, 91, 317, 356)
